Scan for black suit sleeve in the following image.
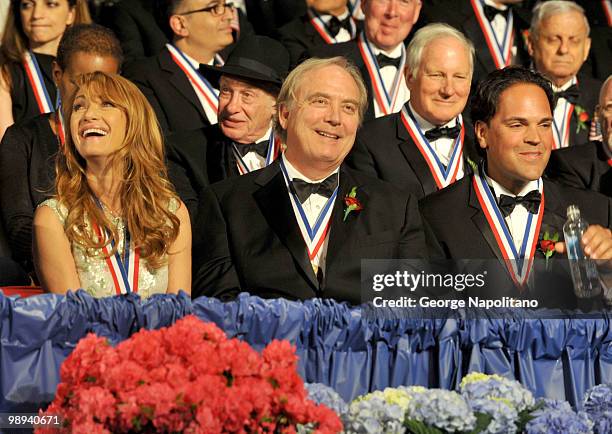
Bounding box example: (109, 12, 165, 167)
(346, 133, 378, 177)
(0, 125, 34, 263)
(192, 186, 241, 299)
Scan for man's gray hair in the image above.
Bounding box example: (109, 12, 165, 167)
(406, 23, 475, 78)
(274, 57, 368, 142)
(530, 0, 589, 40)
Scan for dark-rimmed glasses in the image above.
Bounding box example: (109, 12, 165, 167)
(179, 2, 234, 17)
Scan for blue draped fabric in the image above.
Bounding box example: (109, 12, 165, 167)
(0, 290, 610, 413)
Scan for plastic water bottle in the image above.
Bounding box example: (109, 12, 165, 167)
(563, 205, 601, 298)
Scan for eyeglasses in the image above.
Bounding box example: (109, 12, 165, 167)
(179, 2, 234, 17)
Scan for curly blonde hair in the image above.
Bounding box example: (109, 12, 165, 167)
(56, 71, 179, 269)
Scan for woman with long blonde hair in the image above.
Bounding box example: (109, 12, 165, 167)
(0, 0, 91, 138)
(33, 71, 191, 297)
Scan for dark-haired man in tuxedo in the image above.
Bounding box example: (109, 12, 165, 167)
(420, 66, 612, 308)
(347, 23, 480, 199)
(123, 0, 235, 134)
(526, 0, 600, 149)
(167, 35, 290, 218)
(308, 0, 422, 122)
(420, 0, 531, 86)
(192, 56, 428, 303)
(279, 0, 362, 66)
(547, 76, 612, 197)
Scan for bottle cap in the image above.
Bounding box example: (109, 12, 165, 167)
(566, 205, 580, 220)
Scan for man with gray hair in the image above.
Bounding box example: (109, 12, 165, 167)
(547, 75, 612, 197)
(348, 23, 480, 199)
(192, 56, 428, 302)
(526, 0, 600, 149)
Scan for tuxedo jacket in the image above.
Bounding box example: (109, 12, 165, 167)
(420, 0, 531, 85)
(346, 110, 481, 199)
(546, 141, 611, 197)
(244, 0, 306, 38)
(279, 14, 362, 67)
(192, 162, 428, 304)
(307, 41, 384, 122)
(420, 176, 612, 308)
(564, 75, 602, 148)
(123, 47, 225, 134)
(166, 124, 253, 219)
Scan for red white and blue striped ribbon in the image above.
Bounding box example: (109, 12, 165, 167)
(470, 0, 514, 69)
(552, 100, 573, 150)
(307, 9, 357, 44)
(400, 106, 464, 189)
(166, 44, 220, 123)
(472, 166, 544, 287)
(232, 131, 281, 175)
(357, 33, 406, 116)
(23, 51, 54, 114)
(603, 0, 612, 27)
(348, 0, 363, 19)
(280, 159, 337, 263)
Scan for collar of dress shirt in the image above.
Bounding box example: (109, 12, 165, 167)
(319, 8, 350, 23)
(551, 75, 577, 93)
(182, 50, 214, 69)
(367, 37, 404, 60)
(282, 154, 340, 184)
(484, 171, 540, 202)
(483, 0, 508, 11)
(254, 126, 273, 144)
(408, 101, 457, 133)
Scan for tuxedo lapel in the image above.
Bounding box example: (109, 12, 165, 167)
(395, 115, 437, 195)
(468, 179, 506, 264)
(159, 49, 206, 119)
(325, 168, 367, 272)
(253, 165, 319, 289)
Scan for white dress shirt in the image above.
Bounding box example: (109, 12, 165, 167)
(409, 103, 465, 180)
(235, 126, 273, 173)
(182, 51, 219, 124)
(483, 0, 517, 59)
(551, 76, 578, 149)
(369, 42, 410, 118)
(282, 155, 340, 275)
(319, 9, 353, 43)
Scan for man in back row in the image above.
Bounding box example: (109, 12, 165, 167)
(192, 57, 428, 303)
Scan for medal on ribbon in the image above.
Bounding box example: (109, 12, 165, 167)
(357, 33, 406, 116)
(23, 51, 54, 115)
(92, 200, 140, 295)
(400, 106, 465, 189)
(232, 131, 281, 175)
(472, 166, 544, 288)
(470, 0, 514, 69)
(280, 159, 338, 267)
(307, 9, 357, 44)
(166, 44, 220, 123)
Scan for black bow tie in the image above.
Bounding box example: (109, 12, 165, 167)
(498, 190, 542, 217)
(327, 15, 352, 37)
(291, 174, 338, 203)
(554, 85, 580, 105)
(424, 124, 461, 141)
(482, 3, 510, 22)
(376, 53, 401, 69)
(236, 140, 268, 158)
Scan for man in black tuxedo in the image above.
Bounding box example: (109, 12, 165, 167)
(167, 35, 290, 218)
(420, 67, 612, 309)
(547, 76, 612, 197)
(279, 0, 361, 67)
(308, 0, 422, 122)
(526, 1, 601, 149)
(347, 23, 480, 199)
(123, 0, 235, 134)
(420, 0, 531, 86)
(192, 57, 428, 303)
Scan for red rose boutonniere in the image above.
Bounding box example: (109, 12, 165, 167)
(343, 186, 363, 221)
(574, 105, 589, 133)
(539, 231, 559, 269)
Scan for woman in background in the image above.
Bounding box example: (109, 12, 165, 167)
(33, 71, 191, 297)
(0, 0, 91, 138)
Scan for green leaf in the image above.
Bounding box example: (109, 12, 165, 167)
(544, 230, 550, 239)
(404, 419, 444, 434)
(552, 233, 559, 242)
(469, 412, 493, 434)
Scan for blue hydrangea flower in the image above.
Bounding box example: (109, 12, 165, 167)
(404, 388, 476, 432)
(343, 396, 406, 434)
(304, 383, 348, 416)
(471, 398, 518, 434)
(526, 402, 593, 434)
(460, 374, 534, 413)
(583, 384, 612, 434)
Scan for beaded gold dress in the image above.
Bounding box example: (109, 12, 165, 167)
(39, 198, 178, 298)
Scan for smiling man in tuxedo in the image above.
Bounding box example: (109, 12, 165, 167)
(420, 67, 612, 308)
(192, 56, 428, 303)
(547, 76, 612, 197)
(347, 23, 480, 199)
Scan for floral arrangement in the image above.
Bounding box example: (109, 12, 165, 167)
(525, 399, 592, 434)
(583, 384, 612, 434)
(36, 316, 342, 434)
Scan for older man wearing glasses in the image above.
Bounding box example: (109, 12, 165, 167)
(124, 0, 237, 134)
